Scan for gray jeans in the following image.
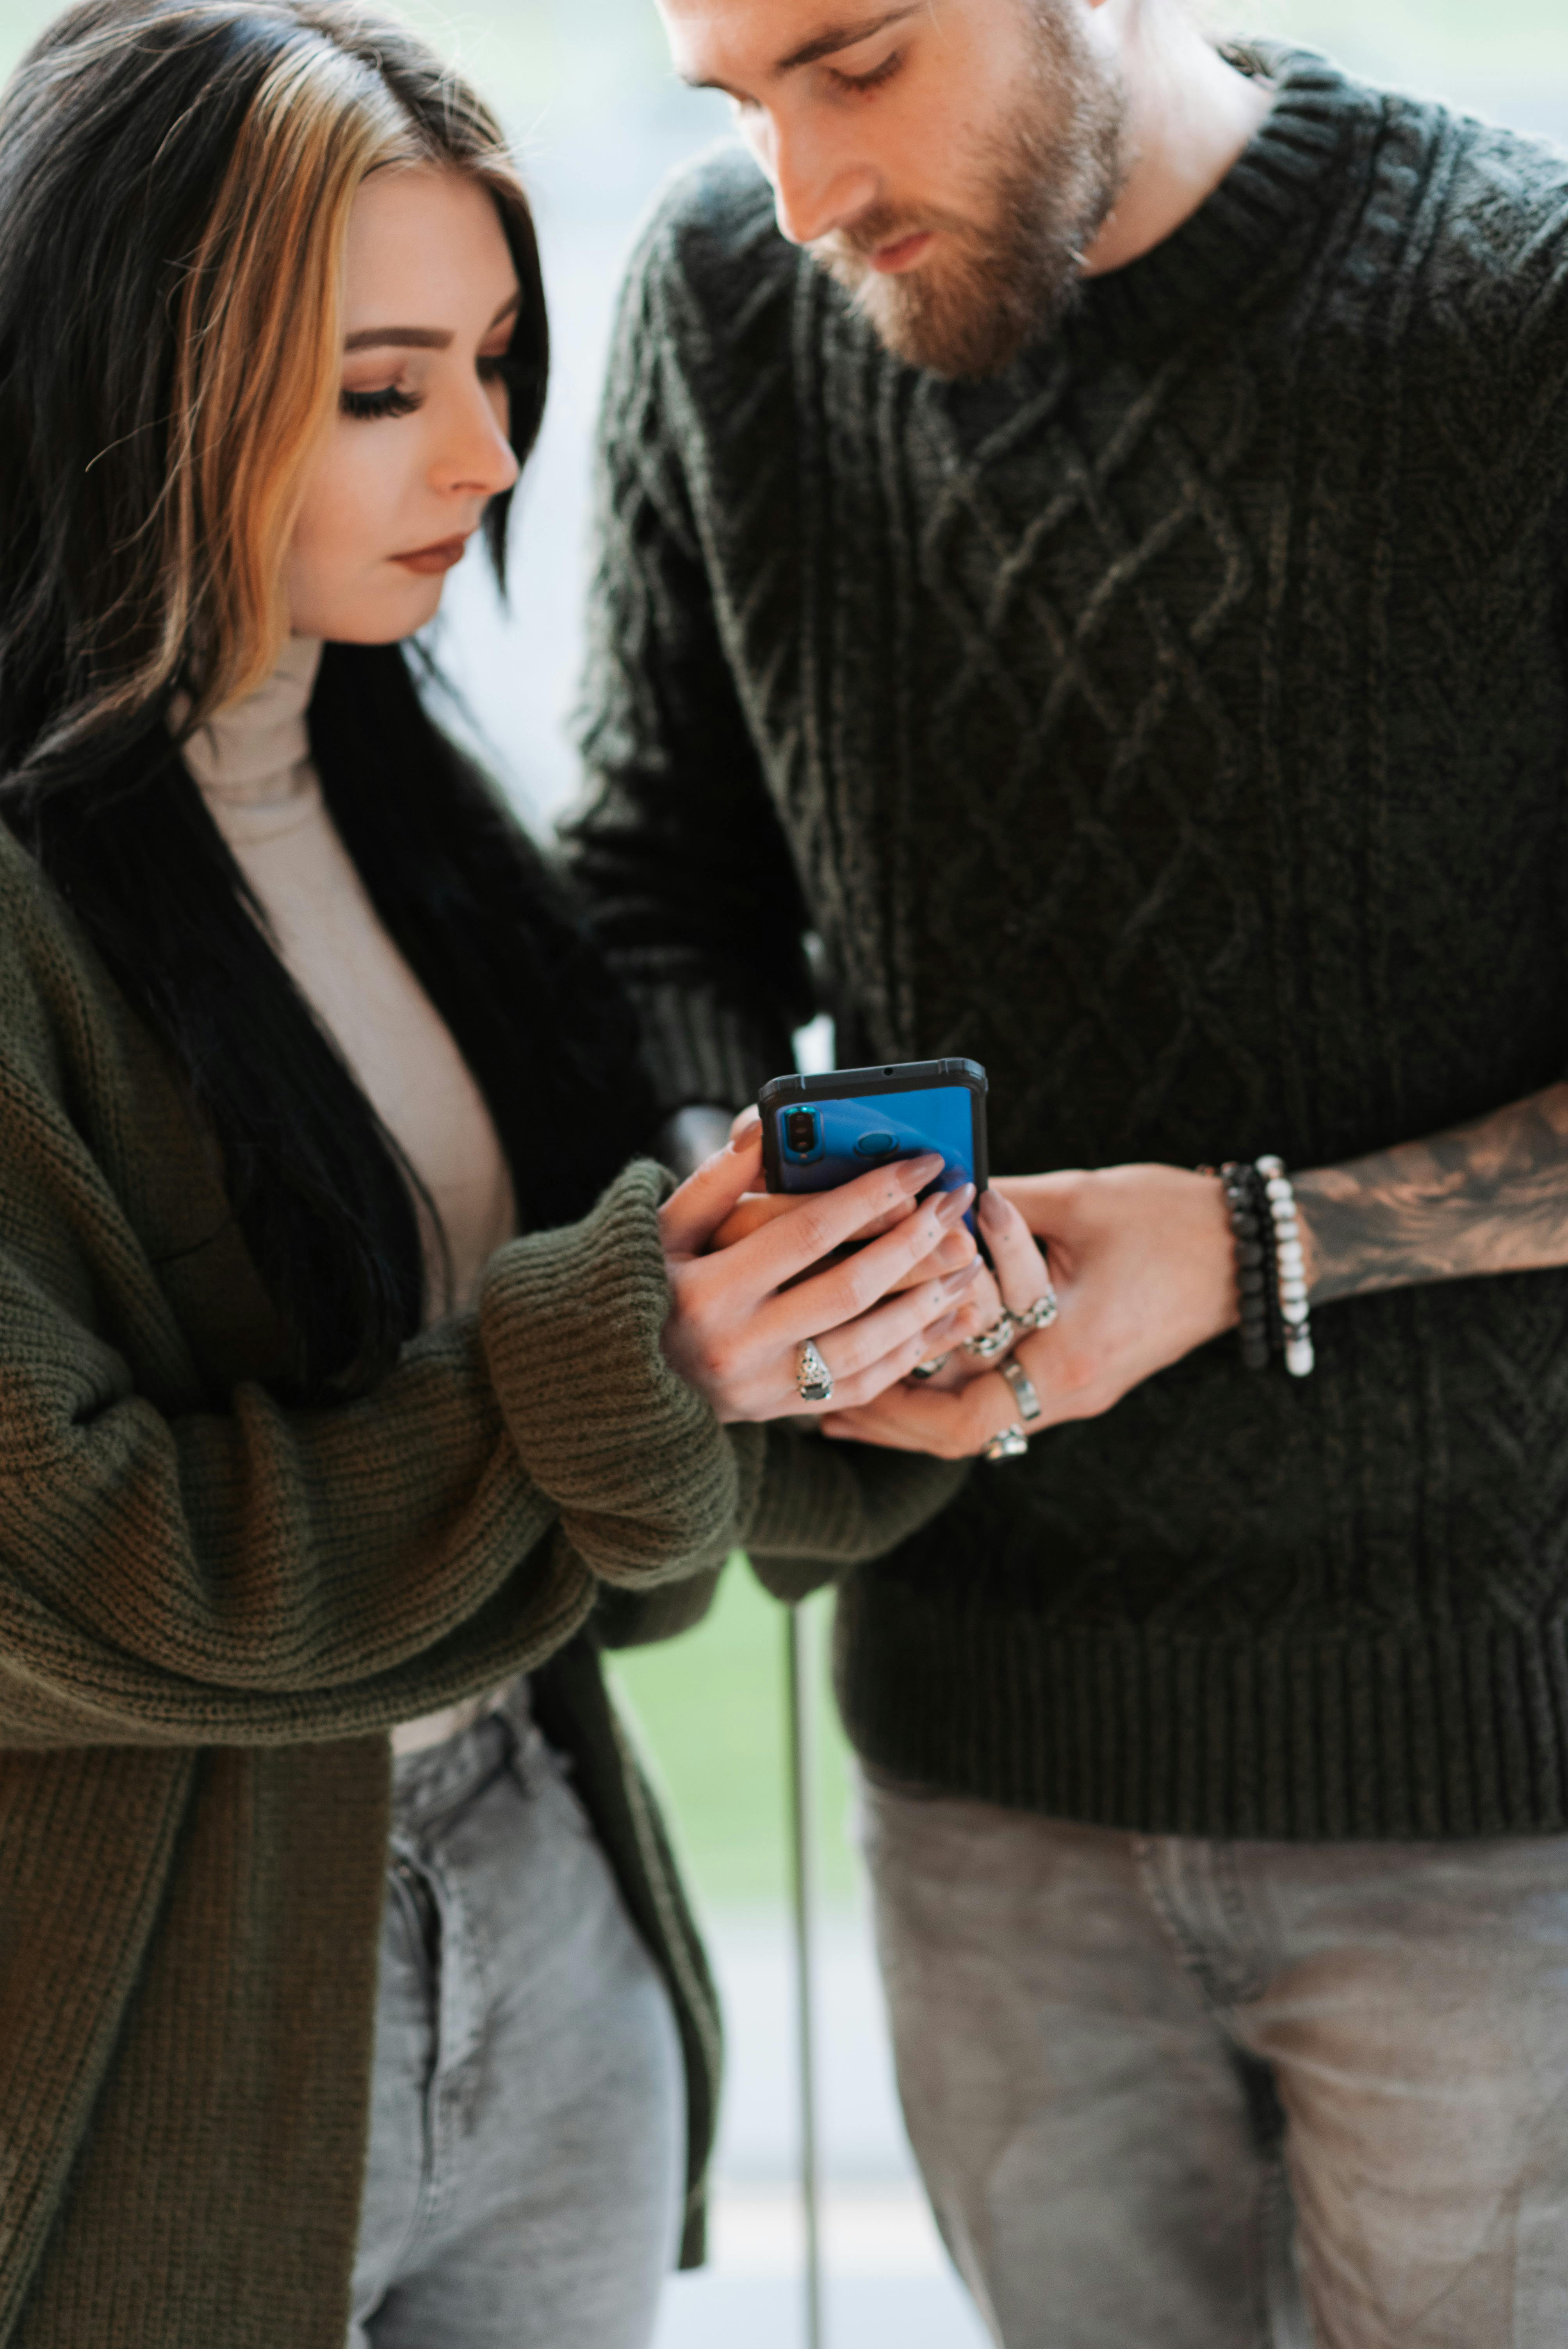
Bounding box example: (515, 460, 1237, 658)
(347, 1690, 684, 2348)
(861, 1771, 1568, 2349)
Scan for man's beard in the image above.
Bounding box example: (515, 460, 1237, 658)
(812, 3, 1128, 379)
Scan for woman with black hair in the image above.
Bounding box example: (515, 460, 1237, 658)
(0, 4, 1011, 2342)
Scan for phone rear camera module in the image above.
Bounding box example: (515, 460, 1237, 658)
(784, 1109, 820, 1157)
(853, 1131, 899, 1158)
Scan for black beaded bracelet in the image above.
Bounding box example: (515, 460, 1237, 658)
(1219, 1161, 1273, 1372)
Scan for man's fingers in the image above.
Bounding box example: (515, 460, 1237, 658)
(659, 1130, 765, 1256)
(819, 1365, 1016, 1456)
(977, 1187, 1056, 1317)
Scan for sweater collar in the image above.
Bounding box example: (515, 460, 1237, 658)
(1053, 44, 1369, 358)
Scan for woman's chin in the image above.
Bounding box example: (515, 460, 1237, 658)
(289, 574, 449, 645)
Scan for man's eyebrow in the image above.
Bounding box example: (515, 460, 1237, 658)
(343, 293, 520, 355)
(680, 2, 922, 90)
(775, 4, 921, 74)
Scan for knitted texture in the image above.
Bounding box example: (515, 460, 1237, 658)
(0, 817, 949, 2340)
(570, 48, 1568, 1839)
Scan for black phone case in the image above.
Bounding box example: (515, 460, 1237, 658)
(758, 1058, 989, 1195)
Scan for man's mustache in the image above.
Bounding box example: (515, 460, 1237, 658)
(813, 203, 971, 268)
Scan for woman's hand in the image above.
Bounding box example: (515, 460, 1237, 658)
(658, 1127, 987, 1423)
(709, 1108, 998, 1305)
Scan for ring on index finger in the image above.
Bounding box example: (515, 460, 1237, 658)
(796, 1338, 834, 1404)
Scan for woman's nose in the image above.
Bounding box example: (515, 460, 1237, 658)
(434, 379, 520, 500)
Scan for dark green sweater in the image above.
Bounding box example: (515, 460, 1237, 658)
(570, 47, 1568, 1841)
(0, 814, 962, 2345)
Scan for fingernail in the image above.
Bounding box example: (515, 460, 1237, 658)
(896, 1152, 943, 1194)
(935, 1183, 975, 1227)
(977, 1188, 1006, 1230)
(941, 1260, 982, 1297)
(728, 1109, 761, 1153)
(923, 1308, 960, 1342)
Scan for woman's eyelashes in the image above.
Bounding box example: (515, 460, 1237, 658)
(341, 382, 421, 420)
(339, 350, 517, 422)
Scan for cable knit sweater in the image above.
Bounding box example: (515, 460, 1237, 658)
(569, 48, 1568, 1841)
(0, 815, 961, 2346)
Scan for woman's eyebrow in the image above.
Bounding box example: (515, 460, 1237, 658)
(344, 325, 449, 351)
(343, 292, 520, 355)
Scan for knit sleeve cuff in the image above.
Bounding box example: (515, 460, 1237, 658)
(739, 1424, 970, 1603)
(624, 975, 793, 1120)
(478, 1160, 744, 1586)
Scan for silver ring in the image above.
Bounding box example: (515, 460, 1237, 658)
(1000, 1357, 1042, 1422)
(909, 1353, 950, 1381)
(1014, 1284, 1059, 1334)
(796, 1338, 834, 1404)
(964, 1311, 1017, 1362)
(981, 1421, 1029, 1461)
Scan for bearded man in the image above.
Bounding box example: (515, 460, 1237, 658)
(565, 2, 1568, 2339)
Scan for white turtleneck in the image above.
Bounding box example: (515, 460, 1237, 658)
(175, 639, 519, 1757)
(177, 637, 517, 1322)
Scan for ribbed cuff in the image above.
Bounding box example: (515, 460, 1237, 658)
(625, 977, 790, 1119)
(479, 1161, 743, 1585)
(837, 1581, 1568, 1839)
(743, 1428, 968, 1604)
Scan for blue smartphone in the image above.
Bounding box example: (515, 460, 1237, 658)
(758, 1059, 988, 1211)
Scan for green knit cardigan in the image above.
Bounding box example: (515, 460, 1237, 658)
(0, 817, 962, 2347)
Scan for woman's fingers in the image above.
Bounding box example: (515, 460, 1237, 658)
(808, 1260, 982, 1387)
(883, 1222, 977, 1292)
(727, 1153, 945, 1294)
(659, 1128, 766, 1257)
(710, 1191, 796, 1251)
(710, 1189, 925, 1255)
(772, 1182, 974, 1344)
(802, 1289, 991, 1416)
(976, 1187, 1056, 1317)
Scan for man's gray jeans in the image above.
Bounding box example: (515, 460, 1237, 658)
(861, 1770, 1568, 2348)
(347, 1691, 684, 2348)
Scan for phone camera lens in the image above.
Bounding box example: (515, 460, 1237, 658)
(785, 1110, 819, 1155)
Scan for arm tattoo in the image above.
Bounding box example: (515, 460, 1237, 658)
(1293, 1083, 1568, 1306)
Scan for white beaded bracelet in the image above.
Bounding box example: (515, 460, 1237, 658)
(1255, 1154, 1315, 1378)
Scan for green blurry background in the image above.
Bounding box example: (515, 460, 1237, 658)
(5, 0, 1563, 1914)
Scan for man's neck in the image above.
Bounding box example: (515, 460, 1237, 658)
(1083, 8, 1274, 278)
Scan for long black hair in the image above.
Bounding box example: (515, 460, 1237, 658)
(0, 0, 655, 1397)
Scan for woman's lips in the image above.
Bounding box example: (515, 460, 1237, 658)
(392, 535, 470, 576)
(870, 228, 934, 274)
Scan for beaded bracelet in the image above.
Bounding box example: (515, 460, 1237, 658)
(1219, 1162, 1273, 1372)
(1256, 1155, 1315, 1378)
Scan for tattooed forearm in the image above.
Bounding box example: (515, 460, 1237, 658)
(1292, 1084, 1568, 1306)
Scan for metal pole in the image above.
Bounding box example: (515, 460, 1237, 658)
(786, 1602, 825, 2349)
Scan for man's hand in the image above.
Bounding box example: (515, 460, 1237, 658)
(821, 1171, 1237, 1456)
